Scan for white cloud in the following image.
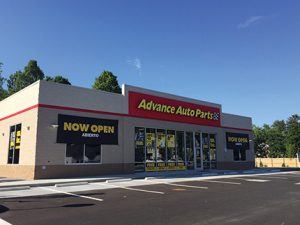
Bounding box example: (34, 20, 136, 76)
(127, 57, 142, 76)
(237, 16, 263, 29)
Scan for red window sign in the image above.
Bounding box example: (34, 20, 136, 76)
(129, 92, 221, 127)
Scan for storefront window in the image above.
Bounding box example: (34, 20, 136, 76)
(167, 130, 176, 170)
(202, 133, 210, 169)
(85, 145, 101, 163)
(195, 132, 201, 168)
(66, 144, 101, 164)
(186, 132, 194, 170)
(210, 134, 216, 169)
(135, 127, 145, 172)
(176, 131, 186, 170)
(134, 128, 219, 172)
(146, 128, 156, 171)
(7, 124, 21, 164)
(156, 129, 166, 171)
(234, 147, 246, 161)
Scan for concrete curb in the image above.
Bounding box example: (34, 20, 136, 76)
(202, 173, 219, 176)
(106, 178, 132, 183)
(224, 172, 239, 175)
(0, 178, 109, 189)
(144, 177, 158, 180)
(242, 170, 256, 174)
(0, 186, 30, 191)
(55, 182, 89, 187)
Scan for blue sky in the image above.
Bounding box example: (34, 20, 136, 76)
(0, 0, 299, 126)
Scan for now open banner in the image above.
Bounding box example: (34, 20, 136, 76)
(56, 114, 118, 145)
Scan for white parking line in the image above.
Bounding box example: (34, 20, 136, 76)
(255, 176, 288, 180)
(145, 180, 208, 189)
(0, 218, 12, 225)
(199, 180, 241, 185)
(295, 183, 300, 185)
(230, 178, 270, 182)
(41, 187, 104, 202)
(273, 174, 300, 178)
(94, 183, 165, 194)
(244, 179, 270, 183)
(166, 183, 208, 189)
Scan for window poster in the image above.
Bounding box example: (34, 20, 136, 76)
(177, 162, 186, 170)
(157, 132, 165, 148)
(146, 162, 156, 172)
(135, 128, 145, 146)
(146, 132, 155, 147)
(167, 134, 175, 148)
(157, 162, 167, 171)
(167, 162, 177, 171)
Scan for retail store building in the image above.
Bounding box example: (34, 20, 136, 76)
(0, 81, 254, 180)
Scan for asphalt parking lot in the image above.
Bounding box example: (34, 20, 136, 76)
(0, 171, 300, 225)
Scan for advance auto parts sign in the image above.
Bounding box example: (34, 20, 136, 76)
(57, 114, 118, 145)
(129, 92, 221, 127)
(226, 132, 249, 150)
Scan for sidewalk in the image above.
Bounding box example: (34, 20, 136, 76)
(0, 168, 298, 190)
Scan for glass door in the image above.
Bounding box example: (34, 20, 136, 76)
(195, 132, 202, 170)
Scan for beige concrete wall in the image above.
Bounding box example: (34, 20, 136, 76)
(34, 163, 134, 179)
(35, 107, 126, 166)
(39, 80, 126, 114)
(0, 81, 40, 179)
(221, 113, 252, 130)
(0, 81, 40, 118)
(0, 108, 38, 166)
(256, 158, 300, 168)
(0, 165, 35, 180)
(0, 108, 38, 179)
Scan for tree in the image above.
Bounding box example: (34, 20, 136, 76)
(7, 70, 26, 95)
(0, 62, 8, 100)
(45, 76, 71, 85)
(92, 70, 121, 94)
(23, 60, 44, 84)
(7, 60, 44, 95)
(266, 120, 286, 157)
(253, 125, 269, 157)
(285, 114, 300, 157)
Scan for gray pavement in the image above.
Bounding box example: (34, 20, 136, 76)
(0, 170, 300, 225)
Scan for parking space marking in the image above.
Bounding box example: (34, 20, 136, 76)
(94, 183, 165, 195)
(230, 178, 270, 183)
(0, 218, 12, 225)
(295, 183, 300, 185)
(255, 176, 288, 180)
(273, 174, 300, 178)
(167, 183, 208, 189)
(41, 187, 104, 202)
(145, 180, 208, 189)
(199, 180, 241, 185)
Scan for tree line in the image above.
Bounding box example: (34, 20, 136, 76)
(253, 114, 300, 158)
(0, 59, 121, 101)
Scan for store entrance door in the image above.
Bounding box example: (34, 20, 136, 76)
(194, 132, 203, 170)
